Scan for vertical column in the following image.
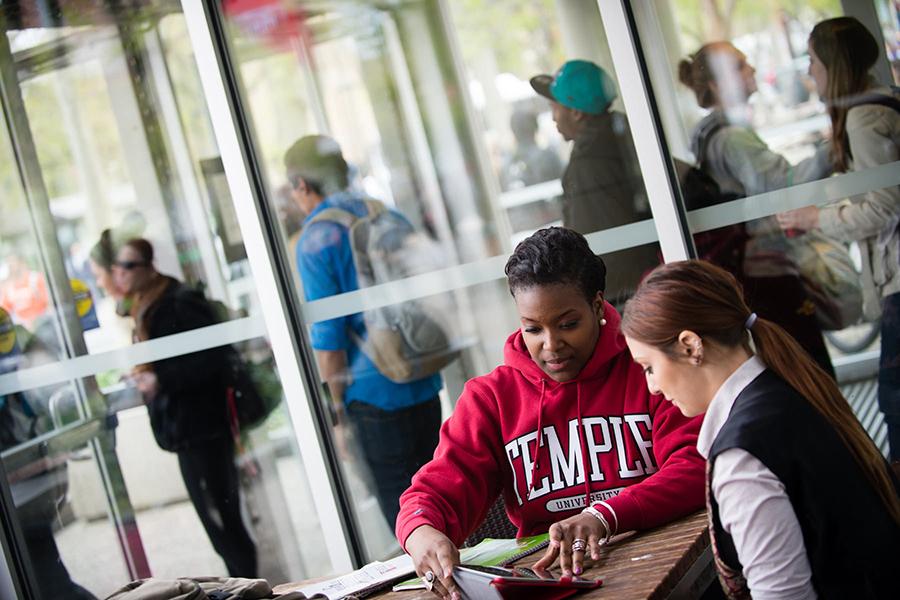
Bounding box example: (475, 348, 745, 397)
(553, 0, 612, 69)
(595, 0, 693, 262)
(109, 24, 185, 279)
(630, 1, 695, 160)
(180, 0, 356, 571)
(394, 0, 509, 259)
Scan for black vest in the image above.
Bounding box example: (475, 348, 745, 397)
(708, 370, 900, 598)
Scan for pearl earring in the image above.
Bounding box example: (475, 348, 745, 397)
(599, 317, 608, 326)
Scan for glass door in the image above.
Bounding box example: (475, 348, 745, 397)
(1, 2, 340, 597)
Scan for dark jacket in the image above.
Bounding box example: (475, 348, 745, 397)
(562, 112, 659, 304)
(709, 370, 900, 598)
(142, 277, 231, 452)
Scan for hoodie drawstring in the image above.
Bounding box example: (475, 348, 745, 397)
(529, 380, 594, 511)
(576, 382, 593, 512)
(528, 379, 546, 499)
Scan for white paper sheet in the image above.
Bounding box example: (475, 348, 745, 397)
(294, 554, 415, 600)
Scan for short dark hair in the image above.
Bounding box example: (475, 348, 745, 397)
(505, 227, 606, 301)
(284, 135, 349, 196)
(124, 238, 154, 264)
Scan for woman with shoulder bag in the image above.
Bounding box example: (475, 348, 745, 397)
(778, 16, 900, 463)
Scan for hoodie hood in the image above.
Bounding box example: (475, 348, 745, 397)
(503, 300, 627, 386)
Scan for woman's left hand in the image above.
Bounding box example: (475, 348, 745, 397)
(532, 513, 607, 577)
(776, 206, 820, 231)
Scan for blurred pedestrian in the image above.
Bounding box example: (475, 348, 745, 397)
(530, 60, 659, 306)
(0, 254, 49, 330)
(777, 17, 900, 462)
(116, 238, 257, 577)
(679, 41, 835, 377)
(285, 135, 443, 529)
(501, 108, 563, 189)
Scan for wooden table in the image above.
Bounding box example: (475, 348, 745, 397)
(275, 511, 715, 600)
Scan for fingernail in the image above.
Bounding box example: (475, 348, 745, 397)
(574, 566, 581, 575)
(452, 592, 461, 600)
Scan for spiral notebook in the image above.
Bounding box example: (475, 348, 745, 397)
(392, 534, 550, 592)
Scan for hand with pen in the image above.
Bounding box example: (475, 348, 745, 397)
(405, 525, 461, 600)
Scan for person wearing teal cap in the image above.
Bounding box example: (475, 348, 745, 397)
(530, 60, 659, 306)
(530, 59, 618, 125)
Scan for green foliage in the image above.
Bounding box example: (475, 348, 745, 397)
(0, 124, 26, 216)
(450, 0, 563, 79)
(21, 77, 77, 199)
(673, 0, 841, 49)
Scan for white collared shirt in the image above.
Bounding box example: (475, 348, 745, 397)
(699, 356, 817, 600)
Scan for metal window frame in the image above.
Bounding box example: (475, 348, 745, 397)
(180, 0, 360, 571)
(178, 0, 697, 571)
(596, 0, 694, 261)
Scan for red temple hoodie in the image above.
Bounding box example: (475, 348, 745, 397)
(396, 303, 705, 548)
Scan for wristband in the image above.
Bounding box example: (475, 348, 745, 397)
(581, 506, 612, 545)
(597, 501, 618, 535)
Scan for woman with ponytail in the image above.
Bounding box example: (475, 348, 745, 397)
(622, 259, 899, 599)
(678, 41, 835, 377)
(777, 16, 900, 463)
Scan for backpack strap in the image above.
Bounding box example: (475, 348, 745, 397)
(843, 88, 900, 161)
(844, 86, 900, 115)
(696, 118, 727, 169)
(307, 206, 359, 229)
(307, 199, 387, 229)
(853, 95, 900, 114)
(362, 198, 387, 217)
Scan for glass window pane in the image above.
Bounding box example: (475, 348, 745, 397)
(1, 2, 336, 595)
(220, 0, 667, 562)
(640, 1, 896, 453)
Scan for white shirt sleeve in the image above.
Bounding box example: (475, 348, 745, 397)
(712, 448, 817, 600)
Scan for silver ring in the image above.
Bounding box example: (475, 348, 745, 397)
(424, 571, 435, 591)
(571, 538, 587, 553)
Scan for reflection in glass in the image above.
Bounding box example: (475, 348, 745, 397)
(1, 1, 334, 593)
(1, 354, 122, 599)
(221, 0, 502, 561)
(529, 59, 659, 306)
(677, 40, 835, 376)
(285, 135, 446, 534)
(447, 0, 567, 241)
(115, 238, 257, 577)
(779, 17, 900, 460)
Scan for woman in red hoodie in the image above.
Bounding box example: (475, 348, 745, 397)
(397, 228, 705, 598)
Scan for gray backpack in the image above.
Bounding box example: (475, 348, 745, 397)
(309, 199, 459, 383)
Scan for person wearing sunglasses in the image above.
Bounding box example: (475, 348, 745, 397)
(115, 238, 258, 578)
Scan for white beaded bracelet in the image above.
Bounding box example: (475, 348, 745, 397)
(597, 501, 618, 535)
(582, 506, 613, 545)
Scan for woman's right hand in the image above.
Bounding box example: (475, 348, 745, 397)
(404, 525, 461, 600)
